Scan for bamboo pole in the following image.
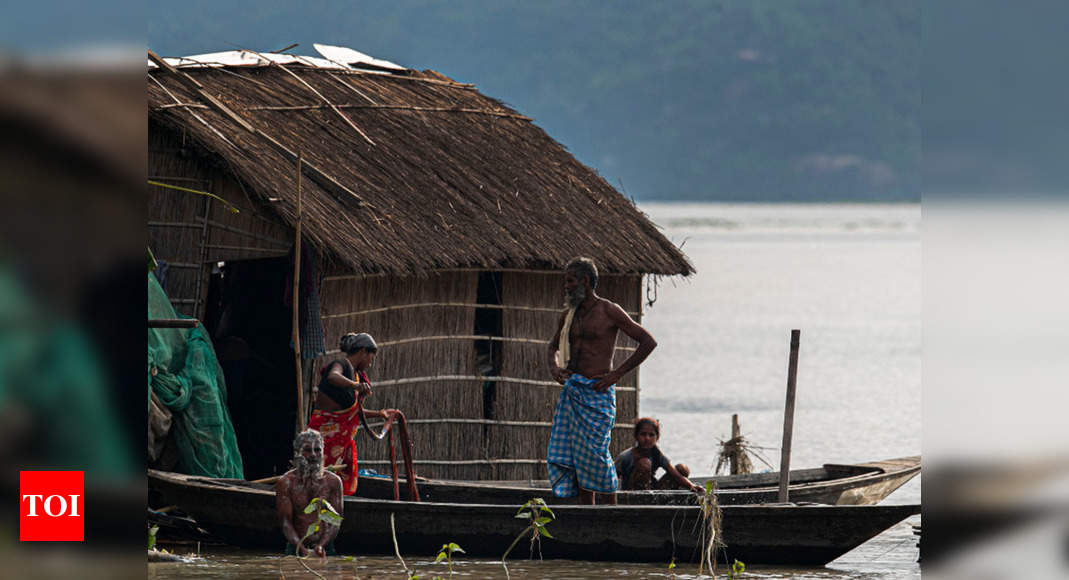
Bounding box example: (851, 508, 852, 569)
(193, 190, 212, 318)
(730, 413, 741, 475)
(778, 329, 801, 503)
(148, 319, 199, 328)
(293, 152, 305, 432)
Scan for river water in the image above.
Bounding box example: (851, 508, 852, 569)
(150, 203, 921, 578)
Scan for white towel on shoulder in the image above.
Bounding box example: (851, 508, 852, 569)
(556, 306, 577, 369)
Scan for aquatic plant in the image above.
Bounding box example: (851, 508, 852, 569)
(501, 498, 555, 579)
(300, 497, 343, 544)
(435, 542, 465, 578)
(730, 558, 745, 578)
(285, 497, 343, 580)
(697, 480, 725, 578)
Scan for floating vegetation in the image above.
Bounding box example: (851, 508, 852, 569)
(282, 497, 344, 580)
(435, 542, 465, 578)
(501, 498, 555, 579)
(697, 480, 724, 578)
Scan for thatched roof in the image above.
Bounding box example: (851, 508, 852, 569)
(147, 47, 693, 277)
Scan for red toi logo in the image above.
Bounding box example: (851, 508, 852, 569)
(20, 471, 84, 541)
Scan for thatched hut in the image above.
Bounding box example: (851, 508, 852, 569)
(147, 46, 693, 480)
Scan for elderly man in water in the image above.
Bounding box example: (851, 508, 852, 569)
(546, 257, 658, 505)
(275, 429, 343, 557)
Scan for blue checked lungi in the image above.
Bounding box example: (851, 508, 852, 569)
(546, 374, 618, 497)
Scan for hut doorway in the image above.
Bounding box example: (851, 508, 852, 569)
(204, 256, 298, 479)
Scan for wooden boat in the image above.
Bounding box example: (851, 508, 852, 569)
(353, 456, 921, 506)
(149, 469, 920, 565)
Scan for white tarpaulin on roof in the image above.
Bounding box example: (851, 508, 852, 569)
(313, 43, 405, 70)
(148, 46, 404, 72)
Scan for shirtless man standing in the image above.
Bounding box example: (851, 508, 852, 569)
(546, 257, 657, 505)
(275, 429, 343, 557)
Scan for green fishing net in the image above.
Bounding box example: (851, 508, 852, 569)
(148, 272, 243, 478)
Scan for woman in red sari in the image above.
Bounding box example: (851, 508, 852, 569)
(308, 332, 394, 495)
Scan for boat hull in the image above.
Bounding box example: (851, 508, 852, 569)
(149, 470, 919, 565)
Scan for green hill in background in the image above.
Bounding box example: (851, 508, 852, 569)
(150, 1, 920, 202)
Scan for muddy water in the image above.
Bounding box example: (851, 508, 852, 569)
(149, 514, 919, 579)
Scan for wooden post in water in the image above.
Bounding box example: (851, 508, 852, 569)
(778, 329, 801, 503)
(730, 413, 741, 474)
(293, 152, 305, 432)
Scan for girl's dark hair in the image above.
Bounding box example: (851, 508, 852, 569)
(633, 417, 660, 438)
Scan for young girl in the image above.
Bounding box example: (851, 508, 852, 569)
(614, 417, 704, 493)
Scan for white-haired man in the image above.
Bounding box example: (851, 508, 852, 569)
(275, 429, 343, 556)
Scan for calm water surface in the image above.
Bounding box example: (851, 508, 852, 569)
(150, 203, 921, 578)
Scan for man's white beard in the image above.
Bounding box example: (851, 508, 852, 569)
(566, 285, 586, 309)
(295, 454, 323, 484)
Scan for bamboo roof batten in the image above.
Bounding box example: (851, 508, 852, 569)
(156, 102, 210, 110)
(260, 55, 377, 146)
(324, 71, 378, 105)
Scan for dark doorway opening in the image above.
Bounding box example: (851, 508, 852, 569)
(204, 256, 297, 479)
(473, 271, 503, 424)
